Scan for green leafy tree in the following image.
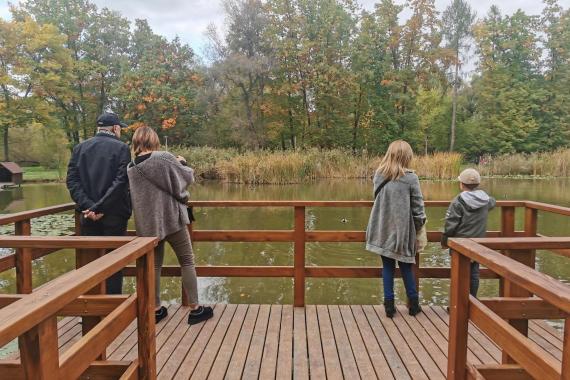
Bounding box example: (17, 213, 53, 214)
(0, 17, 73, 161)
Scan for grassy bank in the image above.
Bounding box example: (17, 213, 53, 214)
(23, 166, 65, 182)
(172, 147, 463, 184)
(22, 148, 570, 185)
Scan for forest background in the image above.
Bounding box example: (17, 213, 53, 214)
(1, 0, 569, 182)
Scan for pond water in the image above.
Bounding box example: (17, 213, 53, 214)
(0, 179, 569, 307)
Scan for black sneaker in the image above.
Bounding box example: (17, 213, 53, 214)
(188, 306, 214, 325)
(155, 306, 168, 323)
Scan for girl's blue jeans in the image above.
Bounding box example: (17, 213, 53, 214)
(381, 256, 418, 301)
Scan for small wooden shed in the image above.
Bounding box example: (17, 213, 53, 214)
(0, 162, 23, 186)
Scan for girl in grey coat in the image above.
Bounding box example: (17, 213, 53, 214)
(366, 140, 426, 318)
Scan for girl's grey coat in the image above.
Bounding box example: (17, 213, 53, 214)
(366, 170, 426, 263)
(127, 151, 194, 240)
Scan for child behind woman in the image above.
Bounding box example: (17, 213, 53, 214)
(441, 168, 496, 297)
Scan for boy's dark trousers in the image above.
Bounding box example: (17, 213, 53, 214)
(80, 214, 128, 294)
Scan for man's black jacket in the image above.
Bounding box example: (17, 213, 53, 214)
(66, 132, 132, 220)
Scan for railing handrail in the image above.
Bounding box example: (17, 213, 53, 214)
(187, 200, 528, 208)
(0, 203, 75, 225)
(472, 236, 570, 250)
(0, 235, 136, 248)
(525, 200, 570, 216)
(449, 238, 570, 314)
(0, 236, 157, 347)
(0, 199, 566, 222)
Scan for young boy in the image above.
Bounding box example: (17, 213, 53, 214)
(441, 168, 496, 297)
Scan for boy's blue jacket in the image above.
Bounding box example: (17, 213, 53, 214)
(441, 190, 496, 247)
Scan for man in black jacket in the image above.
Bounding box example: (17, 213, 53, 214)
(66, 112, 132, 294)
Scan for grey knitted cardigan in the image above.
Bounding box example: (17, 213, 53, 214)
(127, 151, 194, 240)
(365, 170, 426, 263)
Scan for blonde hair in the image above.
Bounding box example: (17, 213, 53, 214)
(132, 126, 160, 156)
(377, 140, 414, 180)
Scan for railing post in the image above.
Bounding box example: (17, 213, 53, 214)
(500, 206, 516, 237)
(499, 206, 515, 298)
(447, 248, 471, 380)
(15, 219, 32, 294)
(294, 206, 305, 307)
(76, 248, 107, 360)
(74, 211, 82, 236)
(501, 208, 534, 363)
(563, 318, 570, 380)
(19, 316, 59, 379)
(524, 206, 538, 237)
(524, 205, 538, 266)
(137, 248, 157, 380)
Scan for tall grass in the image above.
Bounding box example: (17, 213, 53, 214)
(477, 149, 570, 177)
(172, 147, 464, 184)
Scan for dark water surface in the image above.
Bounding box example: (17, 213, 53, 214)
(0, 179, 569, 307)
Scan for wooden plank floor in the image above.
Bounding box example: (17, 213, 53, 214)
(5, 305, 564, 379)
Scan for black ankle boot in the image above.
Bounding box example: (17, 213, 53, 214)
(408, 297, 422, 316)
(384, 299, 396, 318)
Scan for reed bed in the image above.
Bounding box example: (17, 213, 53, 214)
(477, 149, 570, 177)
(172, 147, 465, 184)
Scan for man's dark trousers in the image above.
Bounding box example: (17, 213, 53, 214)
(80, 215, 128, 294)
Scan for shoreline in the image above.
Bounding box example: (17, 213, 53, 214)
(21, 175, 570, 186)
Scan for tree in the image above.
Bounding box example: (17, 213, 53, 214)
(205, 0, 273, 149)
(0, 17, 73, 161)
(14, 0, 130, 145)
(114, 20, 201, 143)
(537, 0, 570, 149)
(442, 0, 475, 151)
(472, 7, 543, 154)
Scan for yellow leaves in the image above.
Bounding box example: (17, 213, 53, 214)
(136, 103, 146, 112)
(380, 79, 392, 86)
(161, 118, 177, 130)
(127, 122, 147, 131)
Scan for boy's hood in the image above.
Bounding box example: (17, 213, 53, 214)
(460, 190, 491, 210)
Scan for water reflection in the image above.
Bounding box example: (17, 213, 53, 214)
(0, 180, 569, 307)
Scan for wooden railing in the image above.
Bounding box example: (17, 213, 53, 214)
(177, 200, 570, 306)
(0, 203, 76, 295)
(447, 237, 570, 380)
(0, 236, 157, 379)
(2, 200, 569, 307)
(0, 200, 569, 378)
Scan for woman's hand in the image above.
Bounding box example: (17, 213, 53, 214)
(176, 155, 188, 166)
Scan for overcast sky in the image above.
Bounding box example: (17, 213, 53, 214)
(0, 0, 566, 59)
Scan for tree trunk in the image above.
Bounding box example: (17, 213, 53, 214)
(99, 73, 106, 113)
(450, 54, 459, 152)
(352, 86, 363, 154)
(3, 126, 9, 162)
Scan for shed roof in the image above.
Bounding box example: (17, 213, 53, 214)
(0, 162, 23, 174)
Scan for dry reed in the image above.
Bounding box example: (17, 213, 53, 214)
(172, 147, 466, 184)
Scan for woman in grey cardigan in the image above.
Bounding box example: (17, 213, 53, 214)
(127, 126, 213, 325)
(366, 140, 426, 318)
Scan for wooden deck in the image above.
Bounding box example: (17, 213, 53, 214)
(8, 304, 563, 379)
